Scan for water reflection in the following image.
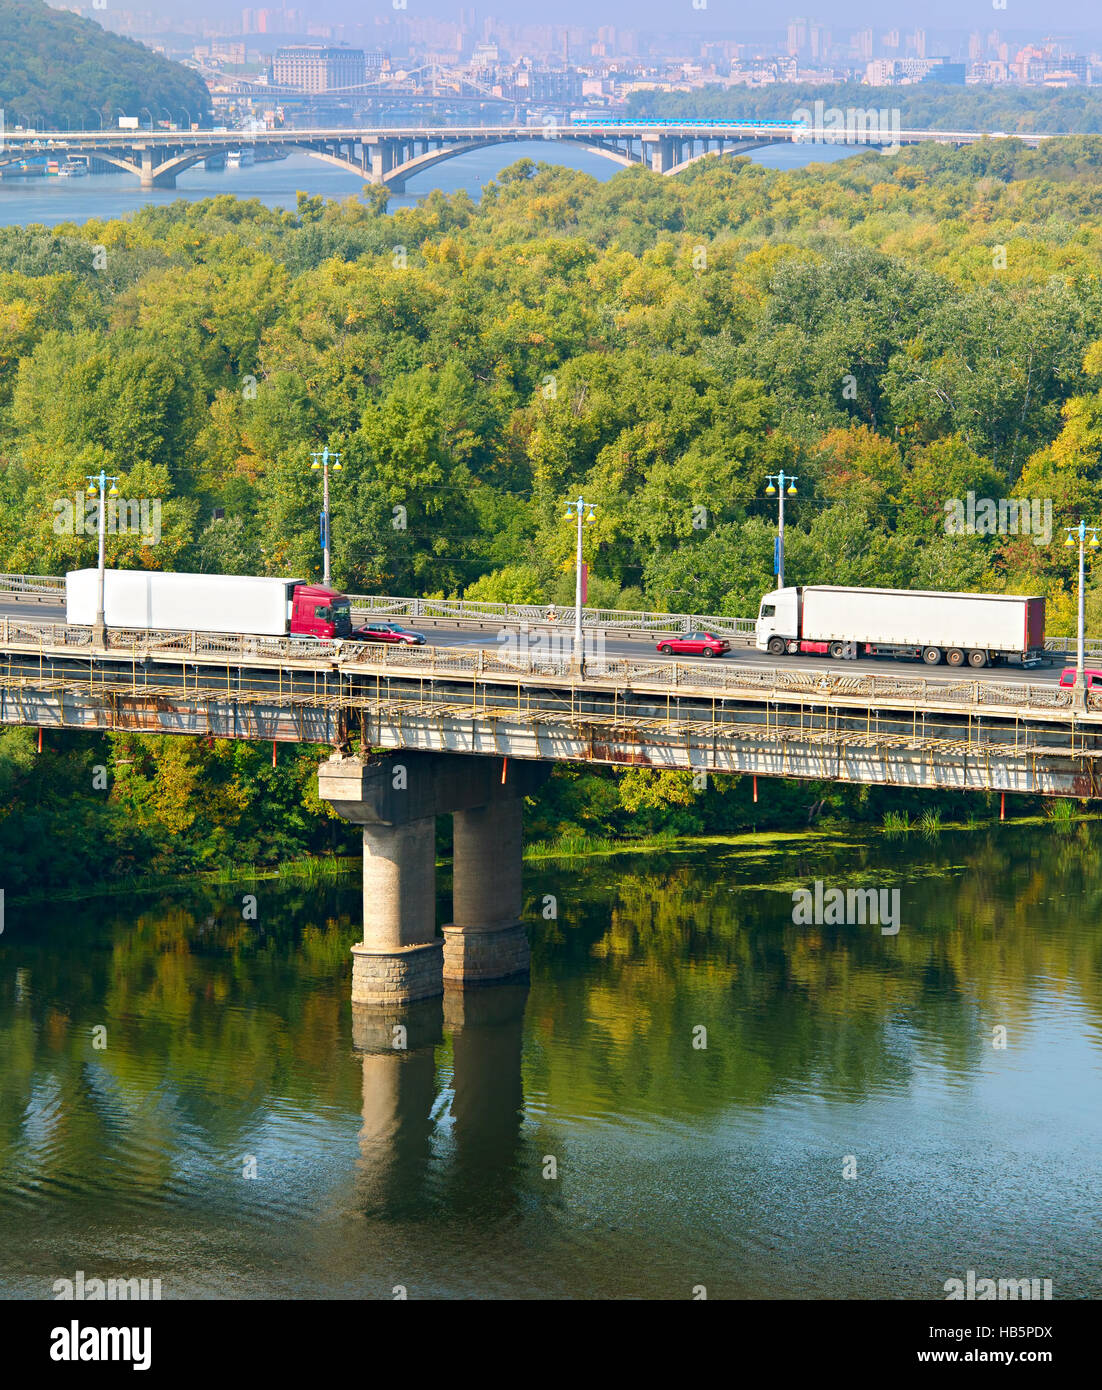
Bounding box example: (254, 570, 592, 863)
(1, 826, 1100, 1298)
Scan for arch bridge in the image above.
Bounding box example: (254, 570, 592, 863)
(0, 120, 1051, 190)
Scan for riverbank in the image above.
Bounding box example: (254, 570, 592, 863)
(10, 808, 1100, 906)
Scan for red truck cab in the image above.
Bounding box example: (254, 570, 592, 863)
(290, 584, 352, 639)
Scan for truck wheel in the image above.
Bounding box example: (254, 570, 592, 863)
(829, 641, 845, 659)
(946, 648, 965, 667)
(968, 650, 988, 668)
(922, 647, 942, 665)
(767, 636, 786, 656)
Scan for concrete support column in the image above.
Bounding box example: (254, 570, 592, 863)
(139, 149, 175, 189)
(444, 797, 528, 985)
(645, 136, 676, 173)
(368, 141, 396, 183)
(353, 816, 443, 1006)
(319, 753, 548, 1006)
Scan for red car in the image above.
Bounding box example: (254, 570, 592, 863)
(656, 631, 731, 658)
(1059, 667, 1102, 688)
(352, 622, 427, 646)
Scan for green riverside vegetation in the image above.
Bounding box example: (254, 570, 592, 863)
(3, 137, 1102, 892)
(0, 0, 211, 126)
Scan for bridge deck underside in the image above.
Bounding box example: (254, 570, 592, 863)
(2, 651, 1101, 798)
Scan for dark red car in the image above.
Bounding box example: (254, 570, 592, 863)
(352, 622, 427, 646)
(656, 631, 731, 658)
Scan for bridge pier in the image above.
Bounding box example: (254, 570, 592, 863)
(319, 752, 548, 1007)
(445, 799, 528, 985)
(368, 140, 407, 192)
(138, 148, 176, 190)
(355, 816, 442, 1006)
(644, 136, 679, 174)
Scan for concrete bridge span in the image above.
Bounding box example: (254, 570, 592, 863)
(0, 121, 1066, 191)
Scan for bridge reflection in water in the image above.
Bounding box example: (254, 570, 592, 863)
(354, 985, 529, 1222)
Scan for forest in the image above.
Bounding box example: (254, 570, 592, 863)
(4, 135, 1102, 893)
(627, 81, 1102, 133)
(0, 0, 212, 127)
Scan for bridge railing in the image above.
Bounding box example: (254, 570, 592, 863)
(343, 593, 755, 636)
(2, 615, 1096, 713)
(3, 573, 1100, 654)
(337, 640, 1087, 712)
(0, 572, 65, 595)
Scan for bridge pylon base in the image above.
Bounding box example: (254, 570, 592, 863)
(443, 921, 529, 986)
(318, 752, 549, 1008)
(352, 940, 444, 1008)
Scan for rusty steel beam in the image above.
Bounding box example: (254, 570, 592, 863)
(2, 670, 1100, 797)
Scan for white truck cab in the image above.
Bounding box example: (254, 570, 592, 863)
(755, 587, 801, 653)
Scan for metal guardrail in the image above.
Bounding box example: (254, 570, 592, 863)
(0, 573, 65, 596)
(3, 574, 1100, 654)
(341, 593, 757, 636)
(1, 616, 1096, 716)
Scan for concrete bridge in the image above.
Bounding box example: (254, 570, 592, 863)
(3, 614, 1101, 1006)
(0, 120, 1065, 190)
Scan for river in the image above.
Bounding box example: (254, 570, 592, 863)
(0, 141, 860, 228)
(0, 823, 1098, 1300)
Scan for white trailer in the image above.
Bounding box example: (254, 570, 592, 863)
(65, 569, 301, 637)
(755, 585, 1046, 669)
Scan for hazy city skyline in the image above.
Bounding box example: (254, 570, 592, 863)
(60, 0, 1102, 35)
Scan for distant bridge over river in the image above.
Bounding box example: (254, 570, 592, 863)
(0, 121, 1064, 190)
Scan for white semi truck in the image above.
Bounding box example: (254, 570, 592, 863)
(755, 585, 1046, 669)
(65, 569, 353, 639)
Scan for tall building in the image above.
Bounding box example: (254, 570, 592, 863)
(272, 45, 367, 92)
(786, 18, 809, 57)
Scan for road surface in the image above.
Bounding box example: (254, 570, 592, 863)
(0, 596, 1066, 686)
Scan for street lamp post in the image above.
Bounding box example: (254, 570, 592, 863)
(564, 495, 596, 665)
(86, 470, 120, 646)
(310, 448, 343, 587)
(765, 471, 798, 590)
(1064, 519, 1100, 694)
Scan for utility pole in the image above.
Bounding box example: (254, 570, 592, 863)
(564, 495, 596, 666)
(1065, 518, 1099, 698)
(765, 471, 798, 589)
(310, 447, 342, 587)
(85, 470, 119, 647)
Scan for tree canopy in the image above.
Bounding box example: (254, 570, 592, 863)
(0, 0, 211, 126)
